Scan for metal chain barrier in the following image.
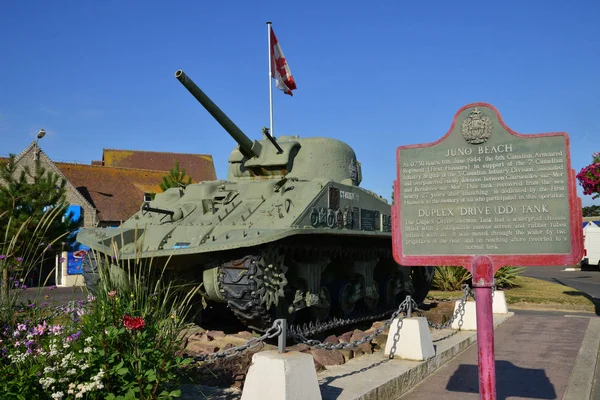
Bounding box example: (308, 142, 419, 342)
(177, 283, 483, 364)
(387, 308, 405, 359)
(182, 319, 283, 363)
(287, 308, 397, 339)
(419, 284, 474, 330)
(288, 297, 415, 350)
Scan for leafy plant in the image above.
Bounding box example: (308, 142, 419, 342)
(79, 239, 201, 399)
(432, 265, 525, 291)
(494, 266, 526, 289)
(431, 266, 471, 291)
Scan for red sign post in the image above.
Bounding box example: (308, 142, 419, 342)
(391, 103, 583, 400)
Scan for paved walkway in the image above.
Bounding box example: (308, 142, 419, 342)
(400, 309, 598, 400)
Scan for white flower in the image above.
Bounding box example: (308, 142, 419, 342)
(51, 391, 64, 399)
(83, 347, 92, 354)
(39, 377, 56, 389)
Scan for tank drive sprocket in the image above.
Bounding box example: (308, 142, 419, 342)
(217, 247, 289, 332)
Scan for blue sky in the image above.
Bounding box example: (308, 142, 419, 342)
(1, 0, 599, 206)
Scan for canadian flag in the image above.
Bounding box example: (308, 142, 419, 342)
(270, 27, 297, 96)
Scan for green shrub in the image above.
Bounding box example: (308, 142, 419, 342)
(494, 266, 526, 289)
(432, 266, 471, 291)
(75, 244, 202, 399)
(432, 265, 525, 291)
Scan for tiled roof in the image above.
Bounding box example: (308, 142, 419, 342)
(55, 162, 167, 223)
(102, 149, 217, 182)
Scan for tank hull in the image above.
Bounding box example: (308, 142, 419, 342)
(78, 178, 435, 331)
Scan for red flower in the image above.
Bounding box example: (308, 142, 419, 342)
(122, 315, 145, 331)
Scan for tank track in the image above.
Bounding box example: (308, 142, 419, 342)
(216, 240, 432, 333)
(217, 255, 274, 332)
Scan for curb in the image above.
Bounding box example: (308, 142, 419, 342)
(563, 317, 600, 400)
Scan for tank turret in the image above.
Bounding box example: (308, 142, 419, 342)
(175, 69, 364, 187)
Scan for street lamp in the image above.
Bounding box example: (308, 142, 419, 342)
(34, 129, 45, 161)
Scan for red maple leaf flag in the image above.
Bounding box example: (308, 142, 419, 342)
(270, 27, 297, 96)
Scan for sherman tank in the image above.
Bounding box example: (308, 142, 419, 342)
(76, 69, 435, 332)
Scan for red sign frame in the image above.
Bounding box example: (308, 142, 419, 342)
(392, 102, 584, 273)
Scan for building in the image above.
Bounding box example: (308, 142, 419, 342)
(1, 141, 217, 287)
(1, 142, 217, 228)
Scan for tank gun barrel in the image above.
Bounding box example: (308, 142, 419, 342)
(175, 69, 258, 158)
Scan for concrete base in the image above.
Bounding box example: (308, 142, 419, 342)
(451, 300, 477, 330)
(384, 317, 435, 361)
(492, 290, 509, 314)
(241, 350, 322, 400)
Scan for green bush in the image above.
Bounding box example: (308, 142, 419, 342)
(432, 266, 471, 291)
(432, 265, 525, 291)
(494, 266, 526, 289)
(78, 247, 201, 399)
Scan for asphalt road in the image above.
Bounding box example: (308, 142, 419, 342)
(19, 285, 88, 306)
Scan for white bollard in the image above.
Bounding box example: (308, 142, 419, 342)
(492, 290, 509, 314)
(384, 317, 435, 361)
(241, 350, 322, 400)
(451, 300, 477, 330)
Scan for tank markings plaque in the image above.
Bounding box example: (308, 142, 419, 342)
(392, 103, 583, 268)
(360, 209, 377, 231)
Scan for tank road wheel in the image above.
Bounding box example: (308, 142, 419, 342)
(410, 266, 436, 305)
(309, 286, 332, 322)
(363, 281, 379, 313)
(330, 281, 357, 317)
(381, 277, 398, 309)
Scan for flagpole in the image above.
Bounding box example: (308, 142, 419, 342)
(267, 21, 274, 137)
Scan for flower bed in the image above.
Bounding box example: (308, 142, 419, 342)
(0, 252, 202, 399)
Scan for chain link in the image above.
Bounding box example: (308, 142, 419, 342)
(287, 308, 396, 339)
(387, 312, 405, 358)
(288, 297, 415, 350)
(183, 319, 283, 363)
(421, 284, 473, 330)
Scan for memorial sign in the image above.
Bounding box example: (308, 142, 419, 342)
(391, 103, 584, 400)
(392, 102, 583, 268)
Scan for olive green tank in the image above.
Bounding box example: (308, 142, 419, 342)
(76, 70, 435, 332)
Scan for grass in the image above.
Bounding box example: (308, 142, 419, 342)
(428, 276, 599, 313)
